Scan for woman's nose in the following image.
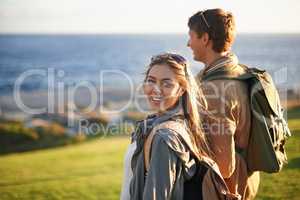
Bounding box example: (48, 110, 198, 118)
(152, 84, 162, 94)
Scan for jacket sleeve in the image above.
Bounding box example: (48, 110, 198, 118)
(143, 134, 178, 200)
(201, 80, 240, 178)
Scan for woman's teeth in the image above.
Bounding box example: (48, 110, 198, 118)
(151, 96, 162, 102)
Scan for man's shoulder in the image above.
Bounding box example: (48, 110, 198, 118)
(197, 63, 247, 82)
(201, 78, 247, 96)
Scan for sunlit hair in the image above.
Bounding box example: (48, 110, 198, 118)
(144, 53, 211, 158)
(188, 8, 236, 53)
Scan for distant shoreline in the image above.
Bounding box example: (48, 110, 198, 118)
(0, 86, 299, 120)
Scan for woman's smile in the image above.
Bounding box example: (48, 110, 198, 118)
(143, 64, 183, 112)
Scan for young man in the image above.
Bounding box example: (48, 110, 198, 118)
(187, 9, 260, 200)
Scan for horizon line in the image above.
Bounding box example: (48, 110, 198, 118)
(1, 32, 300, 35)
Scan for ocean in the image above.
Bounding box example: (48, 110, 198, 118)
(0, 33, 299, 94)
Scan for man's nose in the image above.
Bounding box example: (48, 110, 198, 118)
(187, 39, 190, 47)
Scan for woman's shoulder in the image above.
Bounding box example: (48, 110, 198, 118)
(155, 120, 194, 147)
(151, 120, 193, 156)
(154, 120, 186, 139)
(150, 124, 197, 170)
(154, 126, 184, 148)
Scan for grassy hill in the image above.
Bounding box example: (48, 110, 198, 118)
(0, 108, 300, 200)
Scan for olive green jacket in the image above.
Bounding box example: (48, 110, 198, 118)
(129, 112, 197, 200)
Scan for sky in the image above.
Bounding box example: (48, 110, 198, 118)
(0, 0, 300, 34)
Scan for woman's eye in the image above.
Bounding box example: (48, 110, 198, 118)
(162, 82, 174, 88)
(145, 79, 155, 84)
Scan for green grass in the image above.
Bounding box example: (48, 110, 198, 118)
(0, 109, 299, 200)
(256, 108, 300, 200)
(256, 134, 300, 200)
(0, 137, 130, 200)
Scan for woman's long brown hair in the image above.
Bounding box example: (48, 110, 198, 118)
(145, 53, 211, 158)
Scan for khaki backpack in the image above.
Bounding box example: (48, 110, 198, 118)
(201, 64, 291, 173)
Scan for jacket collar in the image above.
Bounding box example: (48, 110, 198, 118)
(200, 52, 239, 77)
(132, 104, 184, 141)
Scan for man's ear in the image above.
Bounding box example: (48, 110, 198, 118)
(201, 32, 210, 46)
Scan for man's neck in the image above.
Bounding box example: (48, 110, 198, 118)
(204, 51, 228, 67)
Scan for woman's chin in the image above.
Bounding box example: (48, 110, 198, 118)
(148, 103, 165, 113)
(149, 105, 161, 112)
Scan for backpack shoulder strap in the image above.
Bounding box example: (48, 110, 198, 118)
(144, 122, 241, 199)
(143, 120, 189, 172)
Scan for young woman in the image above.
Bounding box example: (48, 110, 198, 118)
(120, 53, 238, 200)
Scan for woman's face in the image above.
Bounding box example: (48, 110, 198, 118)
(143, 64, 184, 112)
